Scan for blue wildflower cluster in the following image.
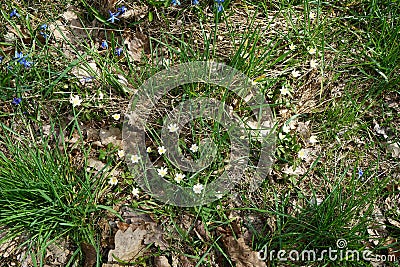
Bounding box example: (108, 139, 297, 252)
(39, 24, 49, 39)
(99, 39, 122, 55)
(14, 52, 33, 68)
(171, 0, 181, 5)
(12, 97, 22, 105)
(171, 0, 201, 5)
(107, 6, 127, 23)
(10, 9, 20, 18)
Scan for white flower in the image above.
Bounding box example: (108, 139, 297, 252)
(174, 173, 185, 183)
(278, 132, 286, 140)
(216, 191, 223, 199)
(167, 123, 179, 133)
(309, 11, 316, 20)
(298, 148, 310, 160)
(131, 154, 141, 163)
(117, 150, 125, 158)
(289, 44, 296, 50)
(108, 177, 118, 186)
(69, 95, 82, 107)
(190, 144, 199, 153)
(280, 86, 290, 96)
(158, 146, 166, 155)
(291, 69, 301, 78)
(282, 124, 291, 133)
(146, 147, 152, 153)
(193, 183, 204, 194)
(112, 114, 121, 120)
(308, 47, 317, 55)
(157, 167, 168, 177)
(98, 91, 104, 100)
(309, 135, 318, 144)
(310, 59, 318, 69)
(132, 187, 140, 198)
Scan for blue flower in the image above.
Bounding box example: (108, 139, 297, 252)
(215, 0, 224, 12)
(39, 24, 47, 30)
(358, 169, 363, 178)
(107, 11, 120, 23)
(14, 51, 24, 62)
(117, 6, 127, 14)
(10, 9, 20, 18)
(115, 47, 123, 56)
(192, 0, 199, 4)
(171, 0, 181, 5)
(40, 31, 49, 39)
(12, 97, 22, 105)
(101, 40, 108, 49)
(0, 56, 3, 63)
(80, 76, 94, 83)
(14, 53, 33, 68)
(20, 58, 33, 68)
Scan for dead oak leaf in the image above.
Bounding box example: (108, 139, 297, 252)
(123, 32, 149, 62)
(107, 227, 147, 263)
(222, 236, 266, 267)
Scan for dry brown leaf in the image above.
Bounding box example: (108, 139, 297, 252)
(48, 7, 93, 60)
(45, 239, 70, 266)
(120, 7, 148, 20)
(106, 0, 117, 9)
(117, 221, 130, 232)
(82, 242, 97, 267)
(222, 236, 266, 267)
(143, 222, 168, 251)
(107, 227, 147, 262)
(123, 32, 149, 62)
(154, 256, 171, 267)
(104, 209, 169, 265)
(87, 158, 106, 171)
(100, 127, 122, 147)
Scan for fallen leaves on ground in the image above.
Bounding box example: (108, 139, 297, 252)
(123, 31, 150, 62)
(100, 127, 122, 147)
(221, 236, 266, 267)
(103, 209, 168, 266)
